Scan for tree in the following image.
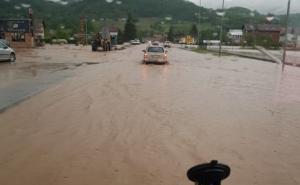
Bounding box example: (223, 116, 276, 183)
(117, 29, 123, 44)
(55, 27, 70, 39)
(123, 13, 137, 41)
(190, 24, 198, 38)
(150, 22, 164, 34)
(200, 28, 215, 40)
(256, 35, 274, 49)
(242, 33, 255, 47)
(167, 26, 175, 42)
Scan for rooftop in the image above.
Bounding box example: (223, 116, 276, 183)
(229, 29, 243, 36)
(243, 24, 282, 32)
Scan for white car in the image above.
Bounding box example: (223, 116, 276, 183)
(0, 39, 10, 46)
(130, 39, 141, 45)
(143, 46, 168, 64)
(0, 41, 16, 62)
(52, 39, 68, 45)
(164, 41, 172, 48)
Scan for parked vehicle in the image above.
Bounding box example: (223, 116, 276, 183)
(130, 39, 141, 45)
(0, 41, 16, 62)
(142, 46, 168, 64)
(51, 39, 68, 45)
(0, 39, 10, 46)
(164, 41, 172, 48)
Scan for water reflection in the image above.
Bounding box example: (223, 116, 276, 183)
(140, 63, 169, 82)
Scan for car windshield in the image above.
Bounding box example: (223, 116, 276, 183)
(148, 47, 164, 53)
(0, 41, 6, 48)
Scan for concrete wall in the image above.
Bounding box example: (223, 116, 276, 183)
(4, 32, 34, 48)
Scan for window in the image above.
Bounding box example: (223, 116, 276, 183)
(148, 47, 164, 53)
(0, 41, 6, 48)
(12, 32, 25, 42)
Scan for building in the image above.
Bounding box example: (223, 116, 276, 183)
(151, 34, 166, 42)
(0, 19, 34, 47)
(203, 40, 220, 46)
(0, 18, 45, 48)
(280, 27, 300, 49)
(243, 24, 256, 34)
(227, 29, 243, 45)
(256, 25, 282, 44)
(101, 26, 118, 45)
(0, 8, 45, 48)
(179, 35, 196, 45)
(33, 19, 45, 46)
(173, 33, 185, 43)
(75, 26, 119, 45)
(242, 24, 282, 44)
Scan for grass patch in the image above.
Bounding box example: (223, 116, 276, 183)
(192, 47, 209, 54)
(192, 47, 234, 57)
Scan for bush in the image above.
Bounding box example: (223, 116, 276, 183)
(242, 34, 281, 49)
(242, 33, 255, 48)
(44, 37, 52, 44)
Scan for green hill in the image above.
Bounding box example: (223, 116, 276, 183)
(1, 0, 298, 39)
(279, 13, 300, 27)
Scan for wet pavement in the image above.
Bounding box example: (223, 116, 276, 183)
(0, 45, 106, 111)
(0, 45, 300, 185)
(208, 45, 300, 64)
(270, 50, 300, 65)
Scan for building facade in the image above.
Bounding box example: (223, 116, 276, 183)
(33, 20, 45, 46)
(0, 19, 34, 48)
(243, 24, 282, 44)
(228, 29, 243, 45)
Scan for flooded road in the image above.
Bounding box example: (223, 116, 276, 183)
(0, 45, 300, 185)
(0, 45, 107, 111)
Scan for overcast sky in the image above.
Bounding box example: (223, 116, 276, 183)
(188, 0, 300, 14)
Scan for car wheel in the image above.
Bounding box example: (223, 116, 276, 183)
(10, 53, 16, 62)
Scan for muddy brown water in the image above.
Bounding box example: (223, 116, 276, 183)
(0, 45, 300, 185)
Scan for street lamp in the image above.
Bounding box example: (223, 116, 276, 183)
(218, 0, 225, 56)
(282, 0, 291, 71)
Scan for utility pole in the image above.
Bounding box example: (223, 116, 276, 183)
(282, 0, 291, 71)
(85, 17, 88, 45)
(198, 0, 201, 45)
(218, 0, 225, 56)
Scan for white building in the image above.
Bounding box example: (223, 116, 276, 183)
(203, 40, 220, 45)
(227, 29, 243, 45)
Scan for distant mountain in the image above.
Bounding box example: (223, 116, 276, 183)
(0, 0, 200, 20)
(0, 0, 214, 32)
(279, 13, 300, 27)
(1, 0, 298, 37)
